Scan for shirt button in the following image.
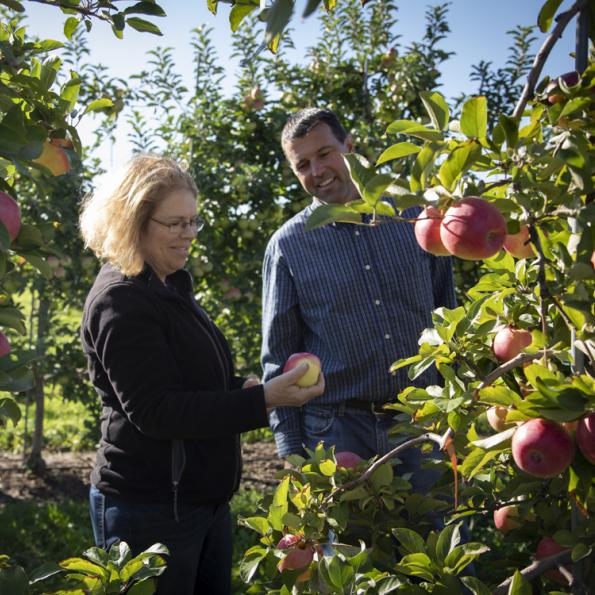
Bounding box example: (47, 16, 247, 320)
(365, 265, 371, 270)
(355, 230, 360, 236)
(384, 334, 391, 340)
(375, 299, 381, 305)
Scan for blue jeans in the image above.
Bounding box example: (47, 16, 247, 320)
(89, 485, 232, 595)
(301, 402, 442, 494)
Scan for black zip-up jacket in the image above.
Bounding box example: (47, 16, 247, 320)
(81, 264, 268, 504)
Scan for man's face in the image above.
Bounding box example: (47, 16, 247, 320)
(283, 122, 359, 205)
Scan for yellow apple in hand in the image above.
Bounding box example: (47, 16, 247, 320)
(283, 353, 321, 387)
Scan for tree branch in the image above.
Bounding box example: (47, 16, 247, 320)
(322, 428, 452, 506)
(25, 0, 103, 18)
(512, 0, 587, 119)
(473, 351, 549, 398)
(492, 550, 572, 595)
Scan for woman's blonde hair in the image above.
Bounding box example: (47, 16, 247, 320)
(80, 155, 198, 276)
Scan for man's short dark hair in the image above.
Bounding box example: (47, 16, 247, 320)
(281, 108, 348, 149)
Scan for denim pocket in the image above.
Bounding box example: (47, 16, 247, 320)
(302, 405, 335, 438)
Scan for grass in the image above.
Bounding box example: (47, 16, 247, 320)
(0, 390, 97, 453)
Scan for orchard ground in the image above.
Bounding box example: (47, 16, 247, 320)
(0, 441, 281, 504)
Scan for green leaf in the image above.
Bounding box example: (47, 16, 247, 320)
(386, 120, 443, 142)
(571, 543, 591, 562)
(392, 528, 426, 555)
(0, 0, 25, 11)
(63, 16, 79, 39)
(460, 96, 487, 141)
(507, 569, 531, 594)
(0, 307, 26, 335)
(497, 114, 519, 149)
(394, 553, 435, 582)
(363, 173, 396, 205)
(435, 523, 461, 565)
(419, 91, 450, 130)
(230, 2, 257, 32)
(538, 0, 563, 32)
(265, 0, 293, 44)
(268, 475, 289, 531)
(477, 385, 520, 407)
(343, 153, 374, 195)
(319, 458, 336, 476)
(239, 546, 267, 583)
(238, 516, 270, 536)
(0, 396, 21, 426)
(303, 0, 322, 18)
(0, 563, 29, 594)
(123, 2, 167, 16)
(126, 17, 163, 35)
(84, 98, 114, 114)
(376, 142, 421, 165)
(304, 204, 361, 230)
(471, 427, 516, 450)
(410, 143, 439, 192)
(438, 140, 481, 192)
(22, 252, 52, 279)
(460, 448, 501, 479)
(127, 579, 157, 595)
(459, 576, 491, 595)
(369, 463, 393, 489)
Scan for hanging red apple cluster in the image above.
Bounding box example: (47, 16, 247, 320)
(413, 197, 534, 260)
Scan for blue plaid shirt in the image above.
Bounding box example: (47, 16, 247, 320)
(262, 201, 456, 457)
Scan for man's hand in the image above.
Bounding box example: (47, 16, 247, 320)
(263, 363, 325, 411)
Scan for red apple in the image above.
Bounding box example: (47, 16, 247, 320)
(439, 197, 507, 260)
(277, 534, 301, 549)
(0, 192, 21, 242)
(47, 256, 60, 269)
(503, 226, 535, 259)
(53, 266, 66, 278)
(33, 140, 70, 176)
(283, 352, 321, 387)
(493, 505, 521, 534)
(335, 451, 363, 470)
(414, 207, 450, 256)
(492, 327, 532, 362)
(512, 418, 574, 478)
(0, 331, 11, 358)
(277, 545, 314, 572)
(536, 536, 570, 584)
(487, 406, 510, 432)
(576, 412, 595, 464)
(546, 71, 580, 104)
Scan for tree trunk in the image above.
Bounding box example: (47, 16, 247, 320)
(25, 293, 50, 473)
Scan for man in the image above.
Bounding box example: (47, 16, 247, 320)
(261, 108, 456, 490)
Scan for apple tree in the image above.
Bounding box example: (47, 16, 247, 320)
(201, 0, 595, 592)
(0, 2, 169, 453)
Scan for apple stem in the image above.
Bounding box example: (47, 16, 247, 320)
(512, 0, 587, 119)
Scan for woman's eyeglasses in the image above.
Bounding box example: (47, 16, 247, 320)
(150, 215, 206, 235)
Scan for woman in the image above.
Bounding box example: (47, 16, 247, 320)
(79, 155, 324, 594)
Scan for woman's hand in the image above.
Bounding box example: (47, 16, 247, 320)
(242, 375, 261, 389)
(263, 364, 325, 411)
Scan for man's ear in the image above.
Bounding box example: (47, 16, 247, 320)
(344, 134, 354, 153)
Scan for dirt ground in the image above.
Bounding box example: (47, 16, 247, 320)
(0, 441, 283, 505)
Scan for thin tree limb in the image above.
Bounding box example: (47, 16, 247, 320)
(513, 0, 587, 118)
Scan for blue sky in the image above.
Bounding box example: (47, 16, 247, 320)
(23, 0, 579, 166)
